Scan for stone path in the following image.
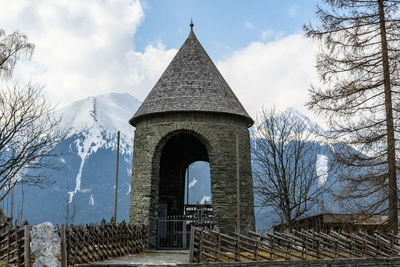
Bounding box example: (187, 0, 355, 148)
(76, 250, 189, 266)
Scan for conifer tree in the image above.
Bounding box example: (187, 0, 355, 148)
(305, 0, 400, 232)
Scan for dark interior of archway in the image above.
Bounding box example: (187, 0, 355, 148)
(159, 133, 209, 216)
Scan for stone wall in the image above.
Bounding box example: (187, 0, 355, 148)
(129, 112, 255, 248)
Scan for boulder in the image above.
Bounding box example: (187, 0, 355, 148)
(30, 222, 61, 267)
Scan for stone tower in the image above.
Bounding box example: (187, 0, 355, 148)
(129, 23, 255, 247)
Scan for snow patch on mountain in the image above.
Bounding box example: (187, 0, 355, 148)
(89, 194, 95, 206)
(252, 107, 328, 143)
(68, 126, 106, 202)
(57, 92, 140, 151)
(189, 177, 198, 188)
(55, 92, 141, 202)
(281, 108, 326, 135)
(316, 154, 329, 187)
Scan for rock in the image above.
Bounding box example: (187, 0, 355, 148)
(30, 222, 61, 267)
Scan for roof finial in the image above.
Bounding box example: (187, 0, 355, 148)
(190, 18, 194, 30)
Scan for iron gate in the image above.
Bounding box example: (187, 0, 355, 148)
(157, 205, 213, 249)
(158, 216, 190, 249)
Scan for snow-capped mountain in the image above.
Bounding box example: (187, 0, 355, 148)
(6, 95, 338, 229)
(11, 92, 212, 226)
(55, 92, 140, 203)
(14, 92, 141, 225)
(278, 108, 326, 136)
(253, 108, 327, 143)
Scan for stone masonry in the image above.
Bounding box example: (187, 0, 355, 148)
(129, 112, 255, 247)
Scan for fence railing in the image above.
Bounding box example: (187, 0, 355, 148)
(189, 227, 400, 263)
(59, 222, 148, 266)
(0, 223, 31, 266)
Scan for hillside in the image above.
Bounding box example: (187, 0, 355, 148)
(5, 92, 340, 228)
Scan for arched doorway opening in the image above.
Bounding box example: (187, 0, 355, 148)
(157, 132, 213, 249)
(184, 161, 211, 205)
(158, 133, 210, 217)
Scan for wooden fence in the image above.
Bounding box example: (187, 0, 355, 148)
(0, 223, 31, 266)
(60, 222, 148, 266)
(189, 227, 400, 263)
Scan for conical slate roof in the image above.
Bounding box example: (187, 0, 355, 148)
(129, 26, 253, 127)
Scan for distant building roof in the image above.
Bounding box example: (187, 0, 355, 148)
(273, 213, 395, 232)
(129, 25, 253, 127)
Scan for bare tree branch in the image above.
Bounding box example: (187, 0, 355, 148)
(0, 28, 65, 203)
(0, 30, 34, 79)
(252, 108, 329, 230)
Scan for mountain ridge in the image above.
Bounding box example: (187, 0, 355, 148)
(4, 92, 337, 229)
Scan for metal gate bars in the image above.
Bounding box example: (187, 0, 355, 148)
(157, 212, 213, 249)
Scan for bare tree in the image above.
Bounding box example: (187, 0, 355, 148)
(0, 30, 34, 79)
(64, 188, 78, 226)
(252, 108, 329, 230)
(304, 0, 400, 232)
(64, 200, 78, 226)
(0, 29, 64, 202)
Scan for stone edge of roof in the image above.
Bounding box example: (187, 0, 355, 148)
(129, 110, 254, 128)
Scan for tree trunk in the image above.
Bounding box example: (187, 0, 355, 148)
(378, 0, 398, 234)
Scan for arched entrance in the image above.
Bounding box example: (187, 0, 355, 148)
(156, 132, 212, 249)
(158, 132, 209, 216)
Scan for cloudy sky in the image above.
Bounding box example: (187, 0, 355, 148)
(0, 0, 323, 123)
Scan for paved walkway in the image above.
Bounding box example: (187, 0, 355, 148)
(77, 250, 190, 266)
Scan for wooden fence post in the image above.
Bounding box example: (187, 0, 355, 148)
(316, 231, 320, 259)
(189, 227, 195, 263)
(217, 231, 221, 262)
(235, 232, 240, 261)
(6, 225, 11, 264)
(269, 234, 273, 260)
(24, 225, 31, 267)
(15, 227, 20, 266)
(60, 224, 67, 267)
(254, 234, 259, 261)
(199, 230, 203, 262)
(305, 231, 309, 260)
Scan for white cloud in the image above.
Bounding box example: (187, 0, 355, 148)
(217, 33, 322, 125)
(244, 22, 255, 29)
(260, 30, 274, 40)
(200, 195, 211, 204)
(260, 30, 284, 41)
(289, 5, 299, 17)
(127, 183, 131, 195)
(0, 1, 324, 127)
(0, 0, 177, 107)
